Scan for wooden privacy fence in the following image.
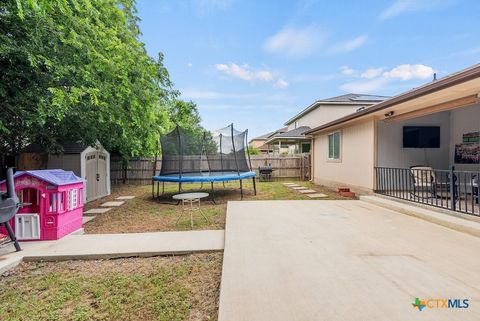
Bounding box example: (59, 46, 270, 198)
(111, 155, 311, 185)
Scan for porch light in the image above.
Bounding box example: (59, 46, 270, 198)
(384, 111, 395, 118)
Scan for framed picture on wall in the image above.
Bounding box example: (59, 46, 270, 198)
(454, 131, 479, 164)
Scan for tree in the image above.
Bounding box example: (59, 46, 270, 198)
(0, 0, 185, 162)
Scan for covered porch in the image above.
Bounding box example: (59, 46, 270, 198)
(265, 126, 311, 156)
(375, 100, 479, 216)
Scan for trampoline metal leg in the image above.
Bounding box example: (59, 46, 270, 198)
(151, 179, 154, 199)
(211, 182, 216, 204)
(162, 181, 165, 195)
(252, 177, 257, 196)
(240, 179, 243, 199)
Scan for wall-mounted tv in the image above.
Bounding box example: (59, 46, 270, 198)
(403, 126, 440, 148)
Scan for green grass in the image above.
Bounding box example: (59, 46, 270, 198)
(84, 180, 349, 234)
(0, 253, 222, 321)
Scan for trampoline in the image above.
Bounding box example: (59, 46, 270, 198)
(152, 124, 256, 202)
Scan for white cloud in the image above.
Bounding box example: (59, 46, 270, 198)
(340, 63, 436, 93)
(215, 63, 273, 82)
(340, 66, 356, 76)
(328, 35, 367, 53)
(263, 25, 323, 58)
(187, 62, 193, 68)
(383, 64, 435, 80)
(274, 79, 289, 89)
(361, 68, 384, 79)
(379, 0, 451, 21)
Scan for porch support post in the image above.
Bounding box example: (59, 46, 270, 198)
(450, 166, 456, 211)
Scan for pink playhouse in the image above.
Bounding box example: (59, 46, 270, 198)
(0, 169, 84, 241)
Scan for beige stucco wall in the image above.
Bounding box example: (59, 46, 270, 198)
(249, 140, 266, 149)
(312, 119, 376, 193)
(287, 104, 363, 131)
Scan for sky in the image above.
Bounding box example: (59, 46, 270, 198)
(136, 0, 480, 139)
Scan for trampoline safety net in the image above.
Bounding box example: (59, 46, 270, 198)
(159, 124, 252, 177)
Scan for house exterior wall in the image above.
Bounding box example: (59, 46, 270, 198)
(249, 140, 266, 149)
(376, 111, 451, 169)
(312, 119, 375, 193)
(287, 104, 363, 131)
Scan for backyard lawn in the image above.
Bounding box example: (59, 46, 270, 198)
(0, 253, 222, 321)
(84, 181, 350, 234)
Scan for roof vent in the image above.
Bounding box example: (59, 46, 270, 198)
(356, 106, 365, 112)
(433, 73, 437, 81)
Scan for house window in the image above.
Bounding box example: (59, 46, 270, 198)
(68, 189, 78, 210)
(301, 143, 311, 154)
(328, 131, 341, 160)
(294, 121, 298, 129)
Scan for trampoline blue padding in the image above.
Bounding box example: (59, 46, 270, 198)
(152, 171, 256, 183)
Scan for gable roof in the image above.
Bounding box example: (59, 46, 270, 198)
(265, 126, 311, 143)
(285, 93, 389, 125)
(305, 63, 480, 135)
(1, 170, 84, 186)
(249, 127, 288, 142)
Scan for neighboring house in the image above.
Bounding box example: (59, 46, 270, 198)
(267, 94, 388, 155)
(305, 64, 480, 198)
(248, 127, 287, 154)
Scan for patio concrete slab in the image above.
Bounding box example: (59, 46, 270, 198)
(100, 201, 124, 207)
(306, 193, 328, 198)
(0, 230, 224, 272)
(291, 186, 307, 190)
(219, 200, 480, 321)
(116, 196, 135, 200)
(298, 189, 317, 193)
(84, 208, 112, 214)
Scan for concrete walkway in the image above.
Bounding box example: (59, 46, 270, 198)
(219, 200, 480, 321)
(0, 230, 224, 272)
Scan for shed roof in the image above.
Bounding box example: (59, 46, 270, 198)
(2, 170, 84, 186)
(22, 141, 103, 155)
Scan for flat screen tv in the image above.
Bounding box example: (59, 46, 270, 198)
(403, 126, 440, 148)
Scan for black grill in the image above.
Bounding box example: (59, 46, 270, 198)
(259, 165, 273, 181)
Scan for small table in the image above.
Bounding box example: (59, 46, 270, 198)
(172, 192, 210, 229)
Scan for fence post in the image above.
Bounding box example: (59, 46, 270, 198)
(450, 166, 456, 211)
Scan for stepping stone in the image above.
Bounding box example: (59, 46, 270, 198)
(101, 201, 124, 207)
(291, 186, 307, 190)
(116, 196, 135, 200)
(84, 208, 112, 214)
(82, 216, 96, 224)
(298, 189, 317, 194)
(307, 193, 328, 198)
(282, 182, 296, 186)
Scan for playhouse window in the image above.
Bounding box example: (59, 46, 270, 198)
(58, 192, 65, 211)
(68, 189, 78, 210)
(49, 193, 57, 212)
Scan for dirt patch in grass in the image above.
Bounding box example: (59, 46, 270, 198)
(0, 253, 222, 321)
(84, 181, 350, 234)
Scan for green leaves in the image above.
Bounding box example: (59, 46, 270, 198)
(1, 0, 202, 161)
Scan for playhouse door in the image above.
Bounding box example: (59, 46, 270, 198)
(85, 152, 97, 201)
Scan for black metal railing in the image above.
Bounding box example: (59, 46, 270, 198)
(375, 166, 479, 216)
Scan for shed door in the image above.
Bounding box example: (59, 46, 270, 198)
(85, 152, 97, 201)
(97, 153, 108, 198)
(85, 151, 108, 202)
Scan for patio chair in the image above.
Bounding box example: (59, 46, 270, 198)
(409, 165, 437, 199)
